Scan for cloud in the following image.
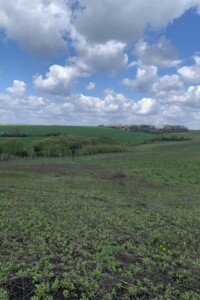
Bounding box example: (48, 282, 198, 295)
(163, 104, 183, 118)
(1, 85, 160, 125)
(0, 0, 72, 53)
(74, 89, 159, 116)
(6, 80, 27, 96)
(71, 39, 128, 73)
(61, 90, 160, 126)
(153, 74, 184, 98)
(153, 79, 200, 109)
(0, 90, 48, 124)
(186, 85, 200, 108)
(0, 0, 199, 55)
(33, 65, 81, 96)
(1, 84, 200, 128)
(86, 82, 96, 91)
(122, 65, 158, 92)
(33, 39, 128, 97)
(178, 55, 200, 83)
(1, 1, 200, 129)
(75, 0, 200, 44)
(134, 37, 181, 67)
(161, 100, 200, 129)
(132, 98, 159, 115)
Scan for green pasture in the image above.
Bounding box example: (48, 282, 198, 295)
(0, 125, 154, 145)
(0, 137, 200, 299)
(0, 137, 44, 146)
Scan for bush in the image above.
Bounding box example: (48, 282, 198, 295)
(78, 144, 131, 156)
(0, 135, 129, 160)
(28, 135, 88, 157)
(28, 137, 67, 157)
(145, 135, 192, 143)
(0, 139, 26, 156)
(28, 135, 120, 157)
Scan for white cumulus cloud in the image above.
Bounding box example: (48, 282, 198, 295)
(122, 65, 158, 92)
(75, 0, 200, 44)
(178, 55, 200, 83)
(186, 85, 200, 107)
(33, 39, 128, 97)
(6, 80, 27, 96)
(0, 0, 72, 53)
(153, 74, 184, 96)
(134, 37, 181, 67)
(133, 98, 159, 115)
(86, 82, 96, 91)
(33, 65, 81, 96)
(71, 39, 128, 73)
(1, 85, 200, 128)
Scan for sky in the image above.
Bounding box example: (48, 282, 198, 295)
(0, 0, 200, 128)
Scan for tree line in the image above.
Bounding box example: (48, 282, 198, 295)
(100, 124, 189, 134)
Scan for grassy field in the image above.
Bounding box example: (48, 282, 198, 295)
(0, 125, 154, 146)
(0, 137, 200, 299)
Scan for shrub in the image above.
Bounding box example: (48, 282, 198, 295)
(28, 135, 120, 157)
(28, 135, 88, 157)
(0, 135, 128, 159)
(146, 134, 192, 143)
(0, 139, 26, 156)
(28, 137, 66, 157)
(79, 144, 131, 156)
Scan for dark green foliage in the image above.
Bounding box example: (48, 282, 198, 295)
(79, 144, 131, 155)
(0, 134, 128, 159)
(28, 135, 127, 157)
(159, 134, 191, 142)
(28, 135, 79, 157)
(0, 139, 26, 158)
(144, 134, 192, 144)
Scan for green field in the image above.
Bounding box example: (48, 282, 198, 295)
(0, 134, 200, 299)
(0, 125, 154, 145)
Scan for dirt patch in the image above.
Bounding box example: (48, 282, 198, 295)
(4, 277, 35, 300)
(100, 273, 121, 292)
(115, 250, 142, 267)
(105, 170, 127, 180)
(0, 163, 108, 175)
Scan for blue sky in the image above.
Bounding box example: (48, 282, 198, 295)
(0, 0, 200, 128)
